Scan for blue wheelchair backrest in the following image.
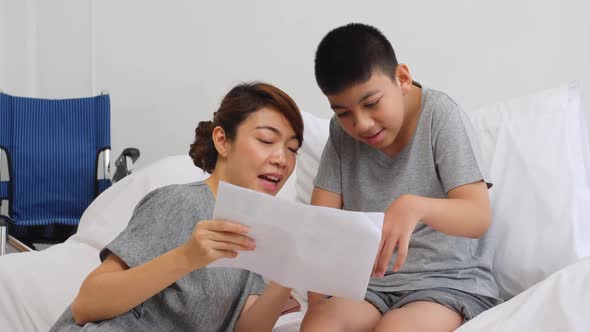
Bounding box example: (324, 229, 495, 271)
(0, 93, 111, 227)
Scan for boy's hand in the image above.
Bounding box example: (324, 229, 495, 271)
(372, 195, 422, 277)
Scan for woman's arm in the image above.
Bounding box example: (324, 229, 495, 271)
(72, 247, 193, 325)
(234, 282, 293, 332)
(71, 220, 254, 325)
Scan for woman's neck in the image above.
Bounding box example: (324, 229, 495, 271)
(204, 175, 219, 199)
(204, 164, 229, 199)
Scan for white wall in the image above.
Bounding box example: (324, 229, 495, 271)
(1, 0, 36, 95)
(0, 2, 5, 90)
(1, 0, 588, 168)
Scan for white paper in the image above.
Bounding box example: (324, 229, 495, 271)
(209, 181, 383, 300)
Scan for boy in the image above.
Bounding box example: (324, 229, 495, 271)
(301, 23, 502, 331)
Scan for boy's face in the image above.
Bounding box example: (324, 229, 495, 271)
(326, 67, 412, 154)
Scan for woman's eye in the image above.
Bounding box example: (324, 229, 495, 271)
(288, 147, 299, 154)
(336, 111, 350, 118)
(257, 139, 272, 145)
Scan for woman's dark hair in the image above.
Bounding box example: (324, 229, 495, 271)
(189, 82, 303, 174)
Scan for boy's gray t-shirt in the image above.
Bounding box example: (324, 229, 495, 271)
(50, 182, 265, 332)
(315, 88, 500, 300)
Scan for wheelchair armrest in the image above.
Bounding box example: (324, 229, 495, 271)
(120, 148, 140, 163)
(0, 216, 6, 255)
(0, 216, 35, 255)
(112, 147, 141, 183)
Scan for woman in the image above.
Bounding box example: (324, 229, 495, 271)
(51, 82, 304, 331)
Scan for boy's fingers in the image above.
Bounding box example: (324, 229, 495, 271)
(393, 235, 410, 272)
(372, 239, 386, 275)
(372, 220, 390, 274)
(374, 237, 396, 277)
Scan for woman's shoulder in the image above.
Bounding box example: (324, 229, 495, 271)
(134, 181, 213, 213)
(148, 181, 209, 199)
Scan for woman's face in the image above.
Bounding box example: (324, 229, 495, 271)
(222, 107, 299, 196)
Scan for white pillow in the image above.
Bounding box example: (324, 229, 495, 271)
(277, 167, 297, 202)
(457, 257, 590, 332)
(0, 242, 100, 332)
(296, 111, 330, 204)
(469, 81, 590, 299)
(72, 155, 208, 250)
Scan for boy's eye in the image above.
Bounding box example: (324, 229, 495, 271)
(288, 147, 299, 154)
(365, 100, 380, 108)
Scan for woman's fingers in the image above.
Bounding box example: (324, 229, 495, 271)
(214, 249, 238, 259)
(210, 240, 255, 252)
(200, 220, 250, 235)
(198, 220, 255, 250)
(209, 231, 255, 249)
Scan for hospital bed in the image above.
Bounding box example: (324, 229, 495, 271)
(0, 82, 588, 331)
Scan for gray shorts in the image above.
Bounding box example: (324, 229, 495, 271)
(365, 287, 502, 322)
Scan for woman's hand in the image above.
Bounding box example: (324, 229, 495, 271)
(181, 219, 256, 270)
(372, 195, 422, 277)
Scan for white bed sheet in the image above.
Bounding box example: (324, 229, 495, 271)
(2, 240, 589, 332)
(0, 238, 307, 332)
(274, 258, 590, 332)
(0, 240, 99, 332)
(1, 180, 588, 331)
(457, 257, 590, 332)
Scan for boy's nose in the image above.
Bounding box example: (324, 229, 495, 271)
(354, 113, 375, 133)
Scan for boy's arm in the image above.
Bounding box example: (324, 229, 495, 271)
(307, 186, 343, 308)
(373, 180, 491, 277)
(418, 180, 491, 237)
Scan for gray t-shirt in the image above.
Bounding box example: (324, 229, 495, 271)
(51, 182, 265, 332)
(315, 87, 500, 300)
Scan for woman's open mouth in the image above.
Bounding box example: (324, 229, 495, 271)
(258, 173, 282, 193)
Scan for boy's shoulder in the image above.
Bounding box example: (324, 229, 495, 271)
(421, 87, 472, 136)
(422, 87, 462, 118)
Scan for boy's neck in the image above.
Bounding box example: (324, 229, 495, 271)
(381, 84, 423, 157)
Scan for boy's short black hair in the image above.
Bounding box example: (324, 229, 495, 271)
(315, 23, 398, 95)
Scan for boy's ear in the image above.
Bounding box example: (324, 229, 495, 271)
(212, 126, 229, 157)
(395, 64, 413, 95)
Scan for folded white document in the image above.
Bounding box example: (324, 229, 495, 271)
(209, 181, 383, 300)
